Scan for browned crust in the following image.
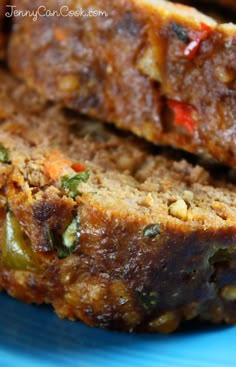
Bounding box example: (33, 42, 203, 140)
(7, 0, 236, 167)
(1, 167, 236, 332)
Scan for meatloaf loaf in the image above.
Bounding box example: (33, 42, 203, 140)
(1, 68, 236, 333)
(7, 0, 236, 168)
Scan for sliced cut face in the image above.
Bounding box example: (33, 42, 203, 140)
(8, 0, 236, 167)
(0, 68, 236, 332)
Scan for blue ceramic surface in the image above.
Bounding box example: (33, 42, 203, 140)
(0, 292, 235, 367)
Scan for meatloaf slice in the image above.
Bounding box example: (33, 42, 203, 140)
(1, 68, 236, 333)
(7, 0, 236, 167)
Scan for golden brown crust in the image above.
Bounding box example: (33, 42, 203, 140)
(8, 0, 236, 167)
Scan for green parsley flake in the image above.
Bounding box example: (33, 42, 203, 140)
(61, 170, 90, 198)
(50, 218, 79, 259)
(62, 218, 78, 251)
(0, 144, 10, 163)
(143, 224, 161, 238)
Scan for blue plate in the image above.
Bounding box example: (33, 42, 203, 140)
(0, 292, 235, 367)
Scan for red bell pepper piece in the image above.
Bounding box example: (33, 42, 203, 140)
(167, 100, 196, 135)
(71, 163, 86, 173)
(184, 22, 211, 59)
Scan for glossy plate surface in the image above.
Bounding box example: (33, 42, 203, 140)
(0, 292, 235, 367)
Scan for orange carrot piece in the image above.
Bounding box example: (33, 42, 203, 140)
(54, 27, 68, 42)
(44, 150, 72, 181)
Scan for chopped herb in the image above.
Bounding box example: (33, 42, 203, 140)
(140, 291, 158, 312)
(49, 218, 80, 259)
(61, 170, 90, 198)
(56, 246, 71, 260)
(55, 247, 68, 260)
(143, 224, 161, 238)
(62, 218, 78, 251)
(0, 143, 10, 163)
(59, 218, 79, 259)
(171, 23, 190, 44)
